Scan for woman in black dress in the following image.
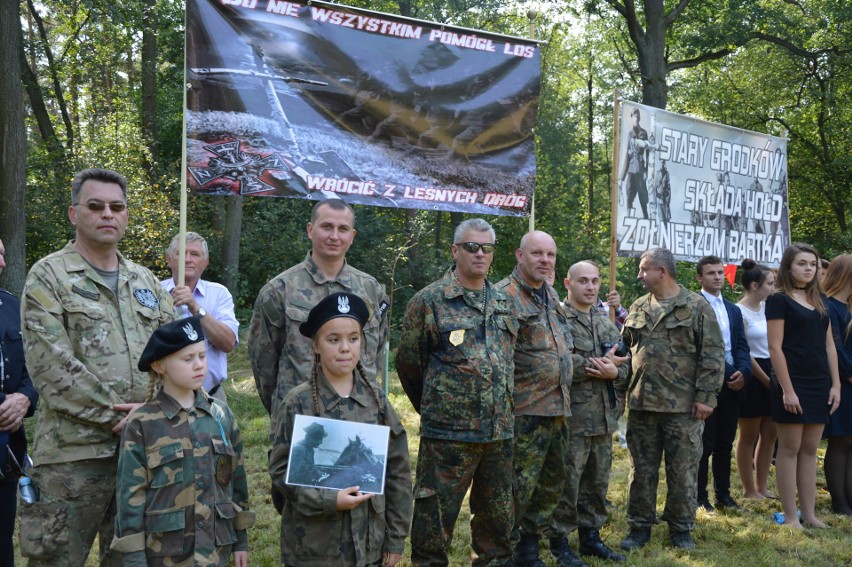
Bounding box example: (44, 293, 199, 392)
(767, 243, 841, 529)
(821, 254, 852, 515)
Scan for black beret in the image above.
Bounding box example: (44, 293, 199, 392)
(299, 292, 370, 338)
(138, 316, 205, 371)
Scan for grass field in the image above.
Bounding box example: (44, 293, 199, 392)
(15, 339, 852, 566)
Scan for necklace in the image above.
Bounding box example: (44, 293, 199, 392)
(793, 285, 807, 291)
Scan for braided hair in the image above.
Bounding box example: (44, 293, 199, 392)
(145, 370, 163, 402)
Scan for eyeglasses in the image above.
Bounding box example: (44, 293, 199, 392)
(74, 201, 127, 213)
(457, 242, 495, 254)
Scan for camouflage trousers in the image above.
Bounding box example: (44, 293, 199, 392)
(547, 431, 612, 537)
(18, 458, 118, 567)
(625, 410, 704, 533)
(411, 437, 514, 567)
(512, 415, 568, 540)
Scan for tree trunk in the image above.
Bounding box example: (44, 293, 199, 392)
(637, 0, 668, 108)
(141, 0, 159, 174)
(586, 54, 594, 228)
(220, 195, 244, 298)
(0, 0, 27, 294)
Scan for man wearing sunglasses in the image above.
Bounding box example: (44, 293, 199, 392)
(397, 218, 519, 567)
(1, 238, 39, 567)
(19, 168, 174, 566)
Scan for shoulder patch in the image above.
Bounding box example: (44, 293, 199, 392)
(133, 288, 160, 309)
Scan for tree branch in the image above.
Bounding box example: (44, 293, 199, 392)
(668, 48, 734, 71)
(664, 0, 691, 27)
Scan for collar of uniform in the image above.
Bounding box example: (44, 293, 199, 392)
(61, 240, 128, 275)
(509, 266, 549, 303)
(155, 388, 214, 419)
(316, 368, 371, 410)
(441, 266, 491, 300)
(563, 301, 596, 322)
(304, 251, 351, 286)
(639, 284, 690, 314)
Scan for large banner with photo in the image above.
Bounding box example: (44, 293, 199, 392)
(185, 0, 540, 216)
(615, 101, 790, 266)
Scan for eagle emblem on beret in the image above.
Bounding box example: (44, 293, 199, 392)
(183, 322, 198, 341)
(337, 295, 350, 314)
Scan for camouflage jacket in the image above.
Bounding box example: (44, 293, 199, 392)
(620, 286, 724, 412)
(396, 268, 518, 442)
(249, 252, 389, 429)
(21, 242, 174, 464)
(111, 390, 254, 567)
(564, 302, 628, 435)
(269, 370, 411, 567)
(495, 268, 572, 417)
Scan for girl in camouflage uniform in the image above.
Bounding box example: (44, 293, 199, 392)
(269, 292, 412, 567)
(111, 316, 254, 566)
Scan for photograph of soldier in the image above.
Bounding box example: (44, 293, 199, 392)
(619, 108, 651, 219)
(286, 415, 391, 495)
(288, 421, 328, 487)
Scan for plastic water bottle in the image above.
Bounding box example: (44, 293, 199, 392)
(19, 476, 37, 504)
(772, 511, 801, 524)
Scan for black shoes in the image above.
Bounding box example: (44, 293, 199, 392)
(619, 527, 651, 551)
(716, 494, 743, 511)
(549, 536, 589, 567)
(578, 528, 626, 562)
(669, 530, 695, 550)
(513, 535, 547, 567)
(697, 497, 715, 512)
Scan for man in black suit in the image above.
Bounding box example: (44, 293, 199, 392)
(695, 256, 752, 511)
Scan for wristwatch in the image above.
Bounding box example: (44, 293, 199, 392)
(197, 307, 207, 318)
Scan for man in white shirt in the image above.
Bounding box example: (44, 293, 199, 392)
(161, 232, 239, 403)
(695, 256, 752, 512)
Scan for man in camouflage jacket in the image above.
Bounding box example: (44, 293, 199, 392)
(397, 219, 518, 567)
(494, 231, 575, 567)
(548, 261, 628, 564)
(111, 390, 254, 566)
(249, 198, 389, 431)
(618, 248, 724, 552)
(19, 169, 174, 566)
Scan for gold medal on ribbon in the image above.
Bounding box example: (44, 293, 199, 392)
(449, 329, 465, 346)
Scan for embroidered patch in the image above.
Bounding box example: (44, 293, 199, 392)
(183, 322, 198, 341)
(378, 300, 389, 319)
(449, 329, 465, 346)
(133, 288, 159, 309)
(337, 295, 350, 313)
(216, 456, 232, 488)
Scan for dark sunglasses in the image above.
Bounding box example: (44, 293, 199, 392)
(457, 242, 495, 254)
(75, 201, 127, 213)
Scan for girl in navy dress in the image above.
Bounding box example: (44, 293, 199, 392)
(767, 243, 840, 528)
(821, 254, 852, 515)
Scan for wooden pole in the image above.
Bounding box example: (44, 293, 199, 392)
(527, 5, 539, 233)
(178, 10, 189, 290)
(608, 89, 622, 322)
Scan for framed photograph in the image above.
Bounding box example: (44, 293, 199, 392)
(286, 414, 391, 495)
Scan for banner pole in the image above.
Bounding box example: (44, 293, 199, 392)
(608, 89, 622, 322)
(178, 4, 189, 289)
(527, 5, 539, 233)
